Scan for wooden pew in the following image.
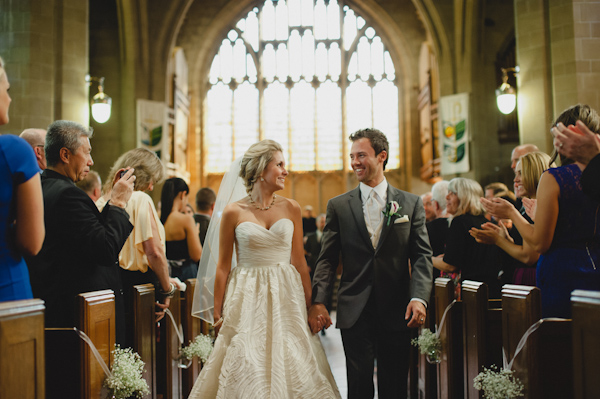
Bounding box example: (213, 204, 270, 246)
(501, 284, 572, 399)
(131, 284, 157, 399)
(435, 277, 463, 399)
(46, 289, 115, 398)
(156, 289, 182, 399)
(461, 280, 502, 399)
(571, 289, 600, 399)
(181, 279, 204, 398)
(416, 307, 437, 399)
(0, 299, 45, 399)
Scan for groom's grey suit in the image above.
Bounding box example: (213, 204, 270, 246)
(312, 183, 433, 398)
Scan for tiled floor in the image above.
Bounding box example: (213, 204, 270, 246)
(319, 311, 379, 399)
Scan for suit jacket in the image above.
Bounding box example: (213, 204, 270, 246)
(194, 213, 211, 246)
(304, 231, 322, 273)
(581, 154, 600, 202)
(312, 184, 433, 331)
(26, 169, 133, 328)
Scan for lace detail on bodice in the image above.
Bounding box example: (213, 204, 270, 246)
(548, 165, 600, 249)
(234, 218, 294, 267)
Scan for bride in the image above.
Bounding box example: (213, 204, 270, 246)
(189, 140, 340, 398)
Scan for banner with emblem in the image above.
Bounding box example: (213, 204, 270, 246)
(438, 93, 469, 174)
(136, 99, 169, 161)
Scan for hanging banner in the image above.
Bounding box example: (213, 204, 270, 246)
(136, 99, 169, 161)
(439, 93, 469, 174)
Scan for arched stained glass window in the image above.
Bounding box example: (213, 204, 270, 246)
(205, 0, 399, 173)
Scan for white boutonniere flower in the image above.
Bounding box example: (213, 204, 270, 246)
(382, 200, 402, 226)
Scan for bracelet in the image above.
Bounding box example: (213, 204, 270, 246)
(159, 282, 176, 298)
(213, 317, 223, 328)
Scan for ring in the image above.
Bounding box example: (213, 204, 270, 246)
(420, 318, 424, 322)
(559, 143, 563, 148)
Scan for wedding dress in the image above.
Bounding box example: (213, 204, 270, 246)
(188, 218, 340, 399)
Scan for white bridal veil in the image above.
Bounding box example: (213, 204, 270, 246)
(192, 158, 247, 323)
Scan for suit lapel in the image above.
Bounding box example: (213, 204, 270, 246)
(348, 187, 374, 251)
(375, 185, 405, 254)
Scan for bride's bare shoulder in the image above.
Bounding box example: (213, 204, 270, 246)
(277, 196, 301, 212)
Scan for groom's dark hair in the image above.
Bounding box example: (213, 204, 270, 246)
(349, 128, 389, 170)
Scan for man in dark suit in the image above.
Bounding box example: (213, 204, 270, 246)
(26, 120, 134, 344)
(309, 128, 433, 399)
(194, 187, 216, 245)
(304, 213, 326, 279)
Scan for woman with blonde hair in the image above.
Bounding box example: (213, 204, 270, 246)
(433, 177, 503, 298)
(96, 148, 173, 333)
(190, 139, 339, 398)
(483, 104, 600, 317)
(472, 151, 554, 286)
(0, 56, 45, 301)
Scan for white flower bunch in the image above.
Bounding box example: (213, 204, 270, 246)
(104, 345, 150, 399)
(473, 365, 524, 399)
(411, 328, 442, 363)
(180, 334, 214, 363)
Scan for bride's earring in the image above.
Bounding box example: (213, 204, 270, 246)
(260, 177, 265, 181)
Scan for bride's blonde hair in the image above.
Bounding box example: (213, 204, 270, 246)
(239, 139, 283, 194)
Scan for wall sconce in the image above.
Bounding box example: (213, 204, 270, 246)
(86, 75, 112, 123)
(496, 67, 519, 115)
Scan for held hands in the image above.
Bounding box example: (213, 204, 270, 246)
(406, 300, 427, 328)
(111, 167, 135, 208)
(552, 121, 600, 165)
(308, 303, 332, 334)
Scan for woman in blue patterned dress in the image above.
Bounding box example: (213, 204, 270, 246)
(482, 104, 600, 318)
(0, 56, 45, 302)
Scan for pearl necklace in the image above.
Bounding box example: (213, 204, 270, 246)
(249, 194, 277, 210)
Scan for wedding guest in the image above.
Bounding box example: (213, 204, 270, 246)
(433, 178, 503, 298)
(26, 120, 134, 343)
(161, 178, 202, 282)
(19, 128, 47, 171)
(96, 148, 173, 330)
(0, 56, 44, 302)
(302, 205, 317, 235)
(483, 104, 600, 317)
(77, 170, 102, 202)
(194, 187, 216, 245)
(421, 192, 436, 222)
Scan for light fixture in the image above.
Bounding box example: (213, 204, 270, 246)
(86, 75, 112, 123)
(496, 67, 519, 115)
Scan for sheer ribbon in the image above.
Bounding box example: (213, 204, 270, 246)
(192, 158, 246, 323)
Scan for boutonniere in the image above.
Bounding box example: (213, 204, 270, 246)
(382, 201, 402, 226)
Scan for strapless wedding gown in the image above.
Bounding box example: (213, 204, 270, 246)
(188, 218, 340, 399)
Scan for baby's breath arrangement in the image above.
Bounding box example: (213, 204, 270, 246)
(104, 345, 150, 399)
(180, 333, 214, 363)
(473, 365, 524, 399)
(411, 328, 442, 363)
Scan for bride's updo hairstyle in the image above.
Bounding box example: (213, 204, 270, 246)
(240, 139, 283, 194)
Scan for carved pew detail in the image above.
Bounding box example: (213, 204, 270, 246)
(571, 289, 600, 399)
(0, 299, 45, 399)
(462, 280, 502, 399)
(435, 277, 463, 399)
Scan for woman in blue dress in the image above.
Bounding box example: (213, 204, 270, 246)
(0, 56, 45, 302)
(482, 104, 600, 318)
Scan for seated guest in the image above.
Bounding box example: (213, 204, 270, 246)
(433, 178, 503, 298)
(26, 120, 134, 344)
(161, 178, 202, 282)
(194, 187, 216, 245)
(77, 170, 102, 202)
(96, 148, 173, 332)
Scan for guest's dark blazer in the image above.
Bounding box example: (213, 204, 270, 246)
(312, 184, 433, 331)
(194, 213, 211, 245)
(304, 231, 322, 277)
(581, 154, 600, 202)
(26, 169, 133, 329)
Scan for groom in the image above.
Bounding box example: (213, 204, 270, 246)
(309, 128, 433, 399)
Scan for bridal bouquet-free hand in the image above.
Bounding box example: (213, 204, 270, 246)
(104, 345, 150, 399)
(473, 365, 524, 399)
(382, 201, 401, 226)
(180, 333, 214, 363)
(411, 328, 442, 364)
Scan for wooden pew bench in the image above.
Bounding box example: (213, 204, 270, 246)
(0, 299, 45, 399)
(571, 289, 600, 399)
